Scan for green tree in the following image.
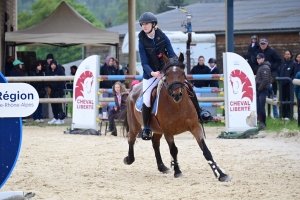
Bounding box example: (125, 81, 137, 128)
(157, 0, 172, 13)
(18, 0, 105, 65)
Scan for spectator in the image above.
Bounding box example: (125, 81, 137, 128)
(278, 50, 295, 119)
(100, 56, 124, 114)
(107, 81, 129, 136)
(292, 53, 300, 78)
(5, 57, 14, 76)
(45, 53, 64, 74)
(256, 38, 281, 118)
(70, 65, 77, 76)
(10, 59, 26, 76)
(191, 56, 210, 97)
(207, 58, 219, 88)
(255, 53, 271, 130)
(46, 59, 66, 125)
(30, 61, 47, 123)
(246, 35, 260, 74)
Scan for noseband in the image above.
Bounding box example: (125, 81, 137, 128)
(164, 78, 185, 96)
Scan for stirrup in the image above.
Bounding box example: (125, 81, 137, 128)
(142, 127, 152, 140)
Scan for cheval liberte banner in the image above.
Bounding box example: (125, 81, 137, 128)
(72, 55, 100, 130)
(0, 83, 39, 117)
(223, 52, 257, 132)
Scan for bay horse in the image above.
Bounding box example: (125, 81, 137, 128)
(123, 53, 231, 182)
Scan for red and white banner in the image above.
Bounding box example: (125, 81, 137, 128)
(72, 55, 100, 130)
(223, 52, 257, 132)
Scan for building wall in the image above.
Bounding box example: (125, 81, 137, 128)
(0, 0, 17, 74)
(216, 32, 300, 74)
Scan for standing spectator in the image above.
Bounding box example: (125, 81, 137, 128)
(278, 50, 295, 119)
(256, 38, 281, 118)
(107, 81, 129, 136)
(191, 56, 210, 97)
(255, 53, 271, 130)
(207, 58, 219, 88)
(10, 59, 26, 76)
(5, 57, 14, 76)
(246, 35, 260, 74)
(46, 60, 66, 125)
(10, 59, 27, 122)
(292, 53, 300, 78)
(30, 61, 47, 123)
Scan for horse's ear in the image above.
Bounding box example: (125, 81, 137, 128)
(163, 54, 169, 64)
(178, 53, 184, 63)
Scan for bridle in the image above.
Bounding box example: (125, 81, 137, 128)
(162, 65, 186, 97)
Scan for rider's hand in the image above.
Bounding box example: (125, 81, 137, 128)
(151, 71, 162, 79)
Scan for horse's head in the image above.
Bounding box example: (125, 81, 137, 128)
(162, 53, 186, 103)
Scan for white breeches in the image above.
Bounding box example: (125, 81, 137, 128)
(143, 77, 161, 107)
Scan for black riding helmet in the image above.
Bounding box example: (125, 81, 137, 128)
(208, 58, 217, 63)
(251, 35, 257, 40)
(139, 12, 157, 26)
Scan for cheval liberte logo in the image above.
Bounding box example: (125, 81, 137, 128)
(74, 70, 94, 109)
(0, 83, 39, 117)
(229, 69, 253, 111)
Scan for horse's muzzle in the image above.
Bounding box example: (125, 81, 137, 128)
(171, 91, 183, 103)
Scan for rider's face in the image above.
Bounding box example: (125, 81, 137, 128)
(141, 22, 153, 33)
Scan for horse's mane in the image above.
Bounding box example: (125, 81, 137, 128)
(162, 56, 185, 73)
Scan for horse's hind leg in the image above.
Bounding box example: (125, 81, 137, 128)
(152, 133, 170, 174)
(197, 138, 231, 182)
(164, 134, 182, 178)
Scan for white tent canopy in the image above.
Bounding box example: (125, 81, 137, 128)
(5, 1, 119, 46)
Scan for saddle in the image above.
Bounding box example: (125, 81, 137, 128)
(135, 79, 195, 115)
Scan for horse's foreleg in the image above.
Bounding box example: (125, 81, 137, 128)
(198, 138, 231, 182)
(124, 138, 135, 165)
(152, 133, 169, 174)
(164, 134, 182, 178)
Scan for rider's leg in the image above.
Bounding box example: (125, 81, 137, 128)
(142, 103, 152, 140)
(141, 77, 160, 140)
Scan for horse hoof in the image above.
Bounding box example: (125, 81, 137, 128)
(123, 157, 134, 165)
(174, 173, 183, 178)
(219, 175, 231, 182)
(158, 164, 170, 174)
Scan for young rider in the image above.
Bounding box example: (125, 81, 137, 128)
(138, 12, 212, 141)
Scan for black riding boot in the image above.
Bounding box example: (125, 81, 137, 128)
(141, 104, 152, 140)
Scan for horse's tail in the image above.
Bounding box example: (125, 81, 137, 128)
(117, 107, 129, 133)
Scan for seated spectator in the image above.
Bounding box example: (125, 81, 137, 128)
(30, 61, 47, 123)
(207, 58, 219, 88)
(46, 59, 66, 125)
(107, 81, 129, 136)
